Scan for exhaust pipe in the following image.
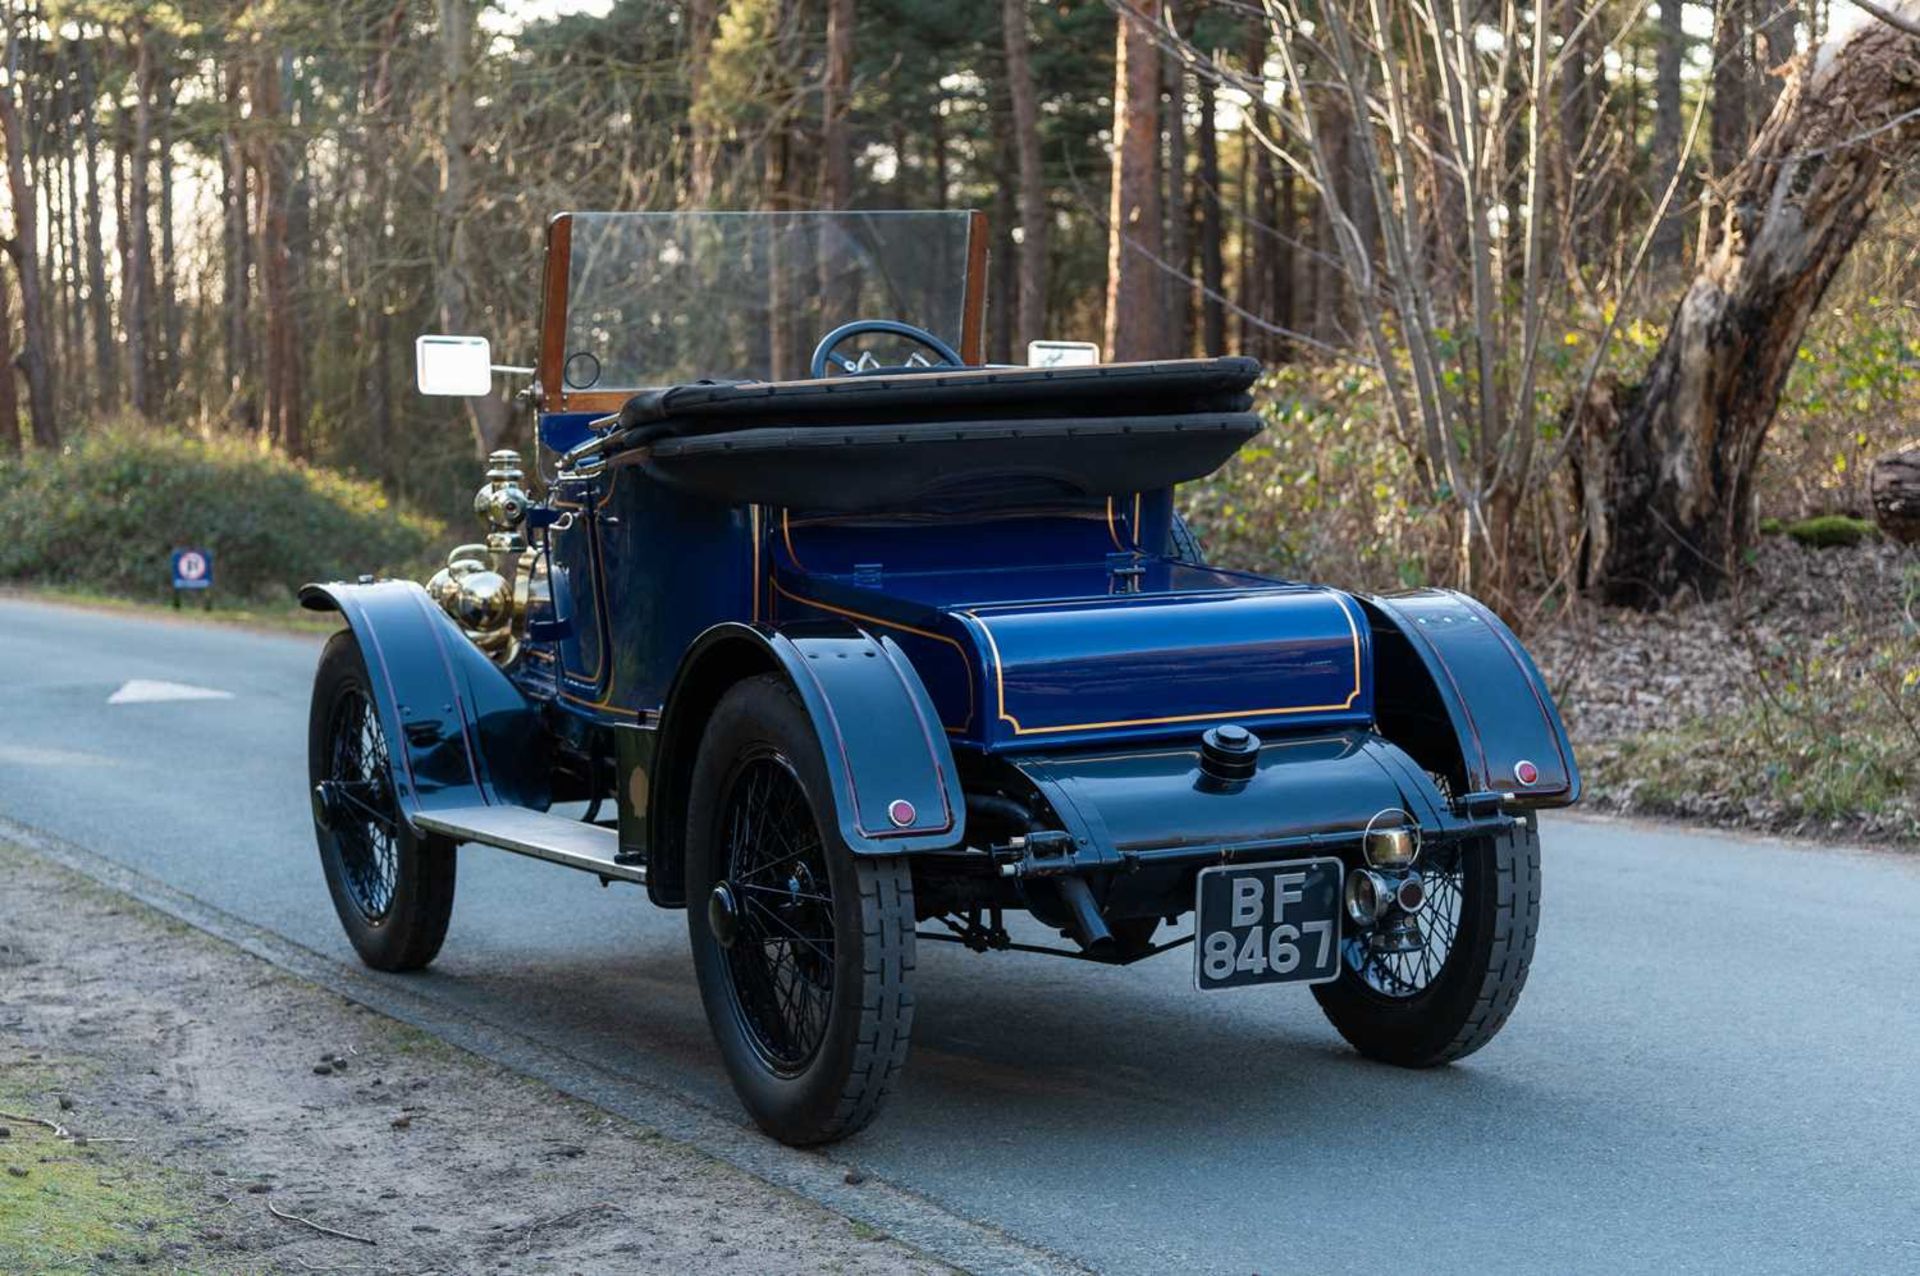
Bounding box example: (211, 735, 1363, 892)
(1053, 875, 1116, 957)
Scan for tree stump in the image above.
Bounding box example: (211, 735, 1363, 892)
(1870, 442, 1920, 545)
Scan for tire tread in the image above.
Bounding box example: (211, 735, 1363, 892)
(687, 674, 917, 1145)
(1314, 817, 1540, 1066)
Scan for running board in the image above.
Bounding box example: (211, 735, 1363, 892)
(413, 805, 644, 885)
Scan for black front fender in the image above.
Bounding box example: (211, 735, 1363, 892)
(300, 580, 549, 821)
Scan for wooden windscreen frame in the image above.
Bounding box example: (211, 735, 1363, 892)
(537, 209, 993, 416)
(535, 213, 577, 411)
(959, 209, 989, 366)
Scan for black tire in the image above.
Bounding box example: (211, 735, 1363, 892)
(686, 674, 916, 1146)
(1312, 817, 1540, 1066)
(1169, 512, 1207, 565)
(308, 630, 457, 973)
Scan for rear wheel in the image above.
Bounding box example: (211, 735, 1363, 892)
(1169, 512, 1207, 565)
(686, 674, 916, 1145)
(308, 631, 457, 972)
(1312, 818, 1539, 1066)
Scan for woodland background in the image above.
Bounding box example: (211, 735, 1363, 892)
(0, 0, 1914, 835)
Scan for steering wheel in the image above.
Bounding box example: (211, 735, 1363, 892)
(809, 320, 966, 379)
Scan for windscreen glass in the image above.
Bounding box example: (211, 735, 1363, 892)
(561, 211, 976, 389)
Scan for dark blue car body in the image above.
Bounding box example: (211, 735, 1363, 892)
(301, 210, 1578, 1144)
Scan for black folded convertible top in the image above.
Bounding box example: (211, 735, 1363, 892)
(615, 356, 1261, 438)
(606, 357, 1266, 513)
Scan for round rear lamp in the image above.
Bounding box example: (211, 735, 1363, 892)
(1515, 759, 1540, 786)
(1344, 869, 1384, 927)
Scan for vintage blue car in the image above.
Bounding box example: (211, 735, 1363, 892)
(303, 210, 1578, 1146)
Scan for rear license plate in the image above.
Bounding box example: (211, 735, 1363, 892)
(1193, 857, 1344, 991)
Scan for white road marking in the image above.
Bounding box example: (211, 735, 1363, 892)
(107, 679, 235, 705)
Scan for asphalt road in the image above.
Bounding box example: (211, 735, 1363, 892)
(3, 596, 1917, 1275)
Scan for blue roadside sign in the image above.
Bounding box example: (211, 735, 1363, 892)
(171, 547, 213, 592)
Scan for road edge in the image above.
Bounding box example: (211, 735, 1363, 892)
(0, 814, 1089, 1276)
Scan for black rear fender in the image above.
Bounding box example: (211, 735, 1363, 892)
(1360, 590, 1580, 808)
(646, 620, 967, 907)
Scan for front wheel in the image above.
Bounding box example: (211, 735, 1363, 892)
(308, 631, 457, 972)
(686, 674, 917, 1145)
(1312, 818, 1540, 1066)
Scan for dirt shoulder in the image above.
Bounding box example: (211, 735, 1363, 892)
(0, 840, 947, 1275)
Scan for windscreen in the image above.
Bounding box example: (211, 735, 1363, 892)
(561, 211, 977, 390)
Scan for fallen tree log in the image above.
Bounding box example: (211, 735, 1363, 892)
(1870, 442, 1920, 544)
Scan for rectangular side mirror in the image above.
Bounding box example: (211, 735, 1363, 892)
(1027, 340, 1101, 368)
(416, 335, 494, 397)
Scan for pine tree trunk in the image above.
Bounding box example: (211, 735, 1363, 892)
(253, 47, 303, 456)
(1105, 3, 1163, 361)
(1196, 73, 1225, 356)
(79, 33, 115, 411)
(221, 52, 255, 433)
(686, 0, 719, 204)
(1163, 43, 1191, 356)
(1710, 0, 1753, 190)
(1755, 0, 1799, 114)
(128, 25, 158, 417)
(0, 18, 58, 448)
(157, 52, 180, 412)
(60, 57, 85, 389)
(361, 1, 407, 470)
(822, 0, 854, 210)
(113, 118, 134, 410)
(1555, 0, 1608, 281)
(1274, 161, 1296, 349)
(987, 73, 1016, 364)
(1310, 91, 1348, 343)
(1235, 124, 1254, 355)
(434, 0, 509, 453)
(929, 99, 949, 209)
(1650, 0, 1685, 269)
(0, 245, 18, 455)
(1582, 19, 1920, 606)
(1002, 0, 1048, 350)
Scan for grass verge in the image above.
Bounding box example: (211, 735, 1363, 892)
(0, 1060, 204, 1271)
(0, 584, 344, 636)
(1586, 634, 1920, 845)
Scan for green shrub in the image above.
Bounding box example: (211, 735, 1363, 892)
(1784, 514, 1878, 548)
(0, 425, 447, 604)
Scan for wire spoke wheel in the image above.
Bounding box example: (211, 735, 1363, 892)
(308, 631, 456, 973)
(686, 673, 916, 1145)
(718, 752, 837, 1076)
(1314, 821, 1540, 1068)
(324, 685, 400, 923)
(1344, 848, 1465, 999)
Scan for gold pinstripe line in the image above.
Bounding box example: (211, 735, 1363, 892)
(770, 579, 975, 733)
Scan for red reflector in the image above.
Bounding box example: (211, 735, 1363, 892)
(887, 799, 917, 827)
(1515, 760, 1540, 786)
